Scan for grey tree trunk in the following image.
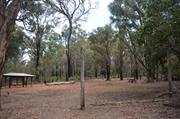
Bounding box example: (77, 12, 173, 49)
(66, 19, 73, 81)
(80, 47, 85, 110)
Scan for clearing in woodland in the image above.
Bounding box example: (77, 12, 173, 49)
(1, 79, 180, 119)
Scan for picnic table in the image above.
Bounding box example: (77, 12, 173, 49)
(2, 73, 35, 88)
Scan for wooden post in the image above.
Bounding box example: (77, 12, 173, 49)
(31, 77, 32, 87)
(22, 77, 24, 87)
(80, 47, 85, 110)
(25, 77, 28, 87)
(9, 77, 11, 88)
(4, 77, 6, 87)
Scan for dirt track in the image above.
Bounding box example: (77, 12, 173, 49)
(1, 79, 180, 119)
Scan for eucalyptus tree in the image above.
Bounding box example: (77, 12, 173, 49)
(138, 0, 180, 92)
(41, 30, 65, 80)
(0, 0, 23, 111)
(0, 0, 23, 73)
(109, 0, 180, 83)
(71, 27, 87, 77)
(109, 0, 144, 80)
(113, 33, 125, 80)
(89, 25, 115, 81)
(19, 1, 58, 72)
(4, 26, 28, 73)
(5, 26, 25, 62)
(45, 0, 97, 80)
(109, 0, 162, 81)
(61, 26, 93, 78)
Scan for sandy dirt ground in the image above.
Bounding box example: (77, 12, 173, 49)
(0, 79, 180, 119)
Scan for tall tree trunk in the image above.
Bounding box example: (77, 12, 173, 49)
(35, 27, 44, 81)
(36, 40, 40, 68)
(0, 76, 2, 110)
(35, 26, 44, 79)
(106, 47, 111, 81)
(0, 0, 22, 72)
(120, 70, 123, 80)
(106, 55, 111, 81)
(167, 51, 173, 96)
(147, 68, 152, 82)
(134, 59, 139, 80)
(56, 64, 58, 80)
(119, 48, 123, 80)
(106, 64, 110, 81)
(59, 67, 62, 77)
(94, 66, 98, 78)
(155, 65, 159, 81)
(130, 55, 134, 78)
(0, 0, 22, 111)
(73, 61, 76, 76)
(152, 66, 156, 81)
(80, 47, 85, 110)
(66, 19, 73, 81)
(35, 40, 40, 81)
(146, 59, 156, 82)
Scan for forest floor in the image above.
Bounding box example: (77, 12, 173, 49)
(1, 78, 180, 119)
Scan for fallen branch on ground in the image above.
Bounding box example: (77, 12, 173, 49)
(153, 91, 176, 99)
(44, 81, 75, 86)
(153, 88, 180, 100)
(163, 103, 180, 108)
(90, 99, 167, 107)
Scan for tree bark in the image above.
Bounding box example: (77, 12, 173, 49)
(134, 60, 139, 80)
(155, 65, 159, 81)
(131, 53, 139, 81)
(94, 66, 98, 78)
(119, 48, 123, 80)
(105, 44, 111, 81)
(35, 26, 44, 80)
(56, 64, 58, 80)
(35, 38, 41, 81)
(106, 63, 111, 81)
(0, 76, 2, 111)
(0, 0, 22, 111)
(167, 50, 173, 97)
(147, 68, 153, 82)
(66, 19, 73, 81)
(0, 0, 22, 72)
(36, 39, 41, 68)
(80, 47, 85, 110)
